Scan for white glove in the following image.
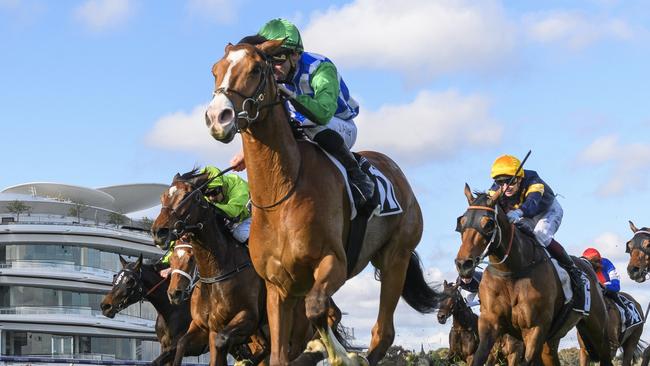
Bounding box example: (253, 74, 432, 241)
(506, 209, 523, 223)
(278, 84, 296, 99)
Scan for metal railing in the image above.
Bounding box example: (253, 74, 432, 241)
(0, 306, 156, 327)
(0, 260, 115, 279)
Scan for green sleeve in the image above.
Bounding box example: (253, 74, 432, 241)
(161, 241, 175, 264)
(213, 174, 251, 220)
(292, 61, 340, 125)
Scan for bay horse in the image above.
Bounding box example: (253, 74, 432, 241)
(436, 280, 523, 365)
(454, 185, 612, 365)
(153, 170, 347, 366)
(626, 221, 650, 283)
(578, 291, 645, 366)
(204, 40, 443, 366)
(99, 255, 204, 366)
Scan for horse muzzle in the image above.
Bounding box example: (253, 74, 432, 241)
(627, 264, 648, 283)
(437, 312, 450, 324)
(167, 288, 190, 305)
(455, 257, 478, 279)
(205, 94, 237, 143)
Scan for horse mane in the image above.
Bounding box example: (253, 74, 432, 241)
(178, 167, 203, 181)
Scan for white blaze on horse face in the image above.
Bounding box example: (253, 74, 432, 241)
(168, 186, 177, 197)
(219, 48, 248, 91)
(176, 249, 186, 259)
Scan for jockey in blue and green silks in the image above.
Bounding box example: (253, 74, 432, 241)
(159, 166, 251, 269)
(232, 18, 375, 207)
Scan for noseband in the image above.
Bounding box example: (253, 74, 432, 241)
(213, 53, 283, 130)
(457, 204, 515, 268)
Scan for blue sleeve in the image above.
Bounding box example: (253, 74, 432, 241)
(602, 258, 621, 292)
(519, 176, 546, 217)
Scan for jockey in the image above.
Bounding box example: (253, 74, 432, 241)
(489, 154, 586, 312)
(582, 247, 635, 321)
(157, 166, 252, 277)
(233, 18, 375, 206)
(456, 270, 482, 307)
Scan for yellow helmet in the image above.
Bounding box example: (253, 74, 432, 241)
(491, 154, 525, 179)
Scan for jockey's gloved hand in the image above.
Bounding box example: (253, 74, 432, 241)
(278, 84, 296, 99)
(506, 209, 523, 223)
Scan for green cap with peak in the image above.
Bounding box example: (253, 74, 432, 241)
(258, 18, 303, 53)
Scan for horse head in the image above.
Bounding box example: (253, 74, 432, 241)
(626, 220, 650, 282)
(454, 184, 509, 279)
(437, 280, 462, 324)
(205, 40, 284, 143)
(167, 241, 196, 305)
(100, 254, 144, 318)
(152, 169, 214, 250)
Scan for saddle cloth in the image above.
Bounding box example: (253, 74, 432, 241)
(318, 145, 403, 220)
(547, 253, 591, 314)
(615, 295, 643, 334)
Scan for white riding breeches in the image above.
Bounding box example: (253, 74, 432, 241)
(231, 217, 251, 243)
(302, 116, 358, 149)
(519, 198, 563, 247)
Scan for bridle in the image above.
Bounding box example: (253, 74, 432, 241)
(169, 243, 199, 301)
(456, 204, 515, 268)
(170, 240, 251, 286)
(110, 265, 168, 312)
(626, 230, 650, 254)
(213, 50, 284, 130)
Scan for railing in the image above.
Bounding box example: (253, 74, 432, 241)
(0, 355, 208, 365)
(0, 306, 156, 327)
(0, 260, 115, 280)
(0, 216, 152, 238)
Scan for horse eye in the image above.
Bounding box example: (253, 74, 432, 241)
(483, 219, 495, 232)
(251, 65, 262, 76)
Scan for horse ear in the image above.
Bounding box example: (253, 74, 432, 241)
(487, 187, 503, 207)
(173, 173, 180, 182)
(119, 255, 128, 267)
(134, 253, 143, 271)
(630, 220, 639, 233)
(256, 39, 285, 56)
(464, 183, 474, 205)
(224, 42, 233, 53)
(443, 280, 448, 287)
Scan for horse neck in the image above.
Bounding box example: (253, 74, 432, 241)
(194, 221, 246, 277)
(241, 105, 301, 208)
(452, 296, 477, 329)
(140, 265, 174, 317)
(487, 215, 533, 274)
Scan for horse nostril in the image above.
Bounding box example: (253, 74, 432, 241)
(100, 303, 111, 312)
(218, 108, 235, 124)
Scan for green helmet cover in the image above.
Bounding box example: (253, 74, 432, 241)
(258, 18, 303, 53)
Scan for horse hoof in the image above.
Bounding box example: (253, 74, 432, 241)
(233, 359, 253, 366)
(304, 339, 327, 355)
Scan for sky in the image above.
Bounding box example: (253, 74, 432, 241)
(2, 0, 650, 353)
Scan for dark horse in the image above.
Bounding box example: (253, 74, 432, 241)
(152, 170, 269, 366)
(624, 221, 650, 366)
(454, 185, 612, 365)
(100, 254, 204, 366)
(153, 170, 346, 366)
(578, 290, 645, 366)
(437, 280, 523, 365)
(204, 39, 443, 366)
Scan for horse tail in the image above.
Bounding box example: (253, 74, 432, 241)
(400, 251, 444, 313)
(634, 339, 649, 363)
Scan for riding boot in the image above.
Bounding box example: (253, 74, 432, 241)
(313, 129, 375, 206)
(547, 238, 586, 312)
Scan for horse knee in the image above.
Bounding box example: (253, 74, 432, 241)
(214, 332, 229, 349)
(305, 295, 328, 325)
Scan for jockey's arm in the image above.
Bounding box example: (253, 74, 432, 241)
(212, 175, 250, 220)
(288, 61, 340, 125)
(602, 258, 621, 292)
(519, 183, 545, 217)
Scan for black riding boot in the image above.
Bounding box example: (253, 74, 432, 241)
(313, 129, 375, 206)
(547, 238, 586, 312)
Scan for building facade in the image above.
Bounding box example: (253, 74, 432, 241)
(0, 182, 207, 365)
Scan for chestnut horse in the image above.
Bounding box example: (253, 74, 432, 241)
(99, 255, 205, 366)
(154, 170, 348, 366)
(204, 41, 443, 366)
(436, 280, 523, 365)
(455, 185, 612, 365)
(578, 291, 645, 366)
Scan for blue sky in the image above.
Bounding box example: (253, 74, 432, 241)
(2, 0, 650, 351)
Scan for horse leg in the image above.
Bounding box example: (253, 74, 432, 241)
(621, 331, 642, 366)
(577, 333, 589, 366)
(267, 282, 298, 366)
(471, 320, 498, 366)
(540, 340, 560, 366)
(209, 330, 230, 366)
(365, 249, 414, 366)
(173, 323, 208, 366)
(520, 326, 546, 365)
(304, 254, 350, 366)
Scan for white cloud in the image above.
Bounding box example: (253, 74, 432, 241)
(333, 267, 450, 350)
(355, 90, 503, 164)
(144, 104, 243, 167)
(524, 10, 635, 50)
(577, 135, 650, 196)
(302, 0, 516, 81)
(590, 232, 627, 262)
(186, 0, 238, 25)
(73, 0, 133, 32)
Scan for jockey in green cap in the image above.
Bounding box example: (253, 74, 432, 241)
(158, 165, 251, 277)
(233, 18, 375, 207)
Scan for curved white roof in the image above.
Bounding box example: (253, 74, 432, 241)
(1, 182, 167, 214)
